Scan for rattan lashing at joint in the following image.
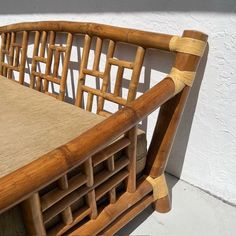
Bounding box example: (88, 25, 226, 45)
(169, 36, 206, 57)
(167, 67, 196, 95)
(146, 174, 169, 201)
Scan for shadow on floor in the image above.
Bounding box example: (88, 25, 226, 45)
(117, 173, 179, 235)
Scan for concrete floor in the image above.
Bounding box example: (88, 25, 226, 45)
(118, 174, 236, 236)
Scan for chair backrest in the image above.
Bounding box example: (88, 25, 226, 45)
(0, 21, 207, 113)
(0, 31, 28, 84)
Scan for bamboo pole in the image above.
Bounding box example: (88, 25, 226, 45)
(0, 21, 172, 51)
(145, 30, 208, 212)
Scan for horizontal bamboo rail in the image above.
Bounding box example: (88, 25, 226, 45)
(0, 21, 173, 50)
(0, 77, 175, 213)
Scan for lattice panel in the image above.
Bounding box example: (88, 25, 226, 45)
(30, 31, 73, 101)
(0, 31, 28, 84)
(75, 34, 146, 116)
(21, 127, 137, 235)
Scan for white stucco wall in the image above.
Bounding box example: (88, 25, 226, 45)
(1, 0, 235, 205)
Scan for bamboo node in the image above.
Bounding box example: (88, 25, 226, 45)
(169, 36, 206, 56)
(167, 67, 196, 95)
(146, 174, 168, 201)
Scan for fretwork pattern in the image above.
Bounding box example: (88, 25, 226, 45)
(30, 31, 73, 101)
(75, 35, 146, 116)
(21, 130, 137, 235)
(0, 31, 28, 84)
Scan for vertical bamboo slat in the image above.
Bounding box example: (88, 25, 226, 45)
(7, 32, 15, 79)
(114, 66, 124, 97)
(93, 37, 103, 71)
(126, 126, 138, 193)
(30, 31, 40, 88)
(14, 44, 20, 68)
(43, 31, 55, 93)
(84, 157, 98, 219)
(0, 33, 6, 75)
(127, 46, 145, 103)
(21, 193, 46, 235)
(97, 39, 115, 113)
(58, 32, 73, 101)
(58, 175, 73, 225)
(75, 34, 92, 107)
(3, 33, 10, 76)
(35, 31, 48, 91)
(19, 31, 28, 84)
(106, 155, 116, 203)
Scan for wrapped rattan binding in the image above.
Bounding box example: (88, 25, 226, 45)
(169, 36, 206, 57)
(167, 67, 196, 95)
(146, 174, 169, 201)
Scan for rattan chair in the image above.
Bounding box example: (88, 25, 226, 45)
(0, 21, 207, 235)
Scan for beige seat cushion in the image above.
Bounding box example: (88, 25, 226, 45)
(0, 77, 104, 178)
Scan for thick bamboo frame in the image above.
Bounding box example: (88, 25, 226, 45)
(0, 21, 207, 235)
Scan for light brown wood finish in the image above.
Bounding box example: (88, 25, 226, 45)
(21, 193, 46, 236)
(0, 21, 207, 235)
(145, 30, 208, 212)
(0, 31, 28, 83)
(0, 77, 174, 213)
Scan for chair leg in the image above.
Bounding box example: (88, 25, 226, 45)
(154, 195, 171, 213)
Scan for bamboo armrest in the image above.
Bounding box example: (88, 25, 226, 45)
(0, 77, 174, 213)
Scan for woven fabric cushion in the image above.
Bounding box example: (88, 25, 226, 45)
(0, 77, 104, 178)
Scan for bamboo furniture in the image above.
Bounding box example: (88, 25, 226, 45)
(0, 21, 207, 235)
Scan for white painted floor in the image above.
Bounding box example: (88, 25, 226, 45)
(118, 174, 236, 236)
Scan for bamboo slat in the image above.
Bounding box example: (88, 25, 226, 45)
(84, 158, 98, 219)
(58, 175, 73, 225)
(75, 34, 92, 107)
(19, 31, 28, 84)
(126, 126, 138, 193)
(97, 40, 116, 113)
(21, 193, 46, 236)
(6, 32, 15, 79)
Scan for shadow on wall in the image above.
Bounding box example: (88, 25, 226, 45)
(0, 0, 235, 14)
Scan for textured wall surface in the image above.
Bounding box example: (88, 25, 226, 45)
(0, 0, 235, 204)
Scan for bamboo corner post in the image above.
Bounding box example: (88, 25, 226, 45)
(145, 30, 208, 213)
